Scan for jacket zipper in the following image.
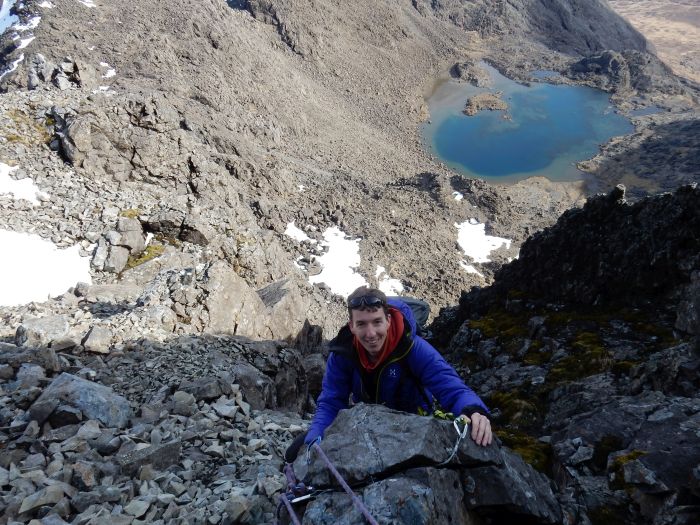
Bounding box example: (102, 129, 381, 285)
(374, 340, 414, 402)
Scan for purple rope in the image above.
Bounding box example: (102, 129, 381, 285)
(312, 443, 379, 525)
(278, 493, 302, 525)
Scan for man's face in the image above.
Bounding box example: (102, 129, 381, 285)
(349, 307, 391, 360)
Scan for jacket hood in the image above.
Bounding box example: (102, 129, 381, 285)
(387, 298, 418, 338)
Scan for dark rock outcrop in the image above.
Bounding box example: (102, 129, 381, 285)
(297, 404, 561, 525)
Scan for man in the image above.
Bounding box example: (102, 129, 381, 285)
(285, 286, 492, 462)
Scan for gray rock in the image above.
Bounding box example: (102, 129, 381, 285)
(230, 362, 274, 410)
(463, 447, 562, 524)
(172, 390, 197, 416)
(15, 316, 70, 348)
(178, 376, 231, 401)
(675, 272, 700, 337)
(18, 485, 65, 514)
(82, 326, 112, 354)
(91, 238, 109, 270)
(116, 440, 182, 476)
(27, 373, 131, 428)
(104, 245, 130, 273)
(202, 261, 270, 339)
(304, 468, 474, 525)
(299, 404, 501, 487)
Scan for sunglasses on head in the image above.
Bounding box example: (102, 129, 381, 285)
(348, 295, 386, 309)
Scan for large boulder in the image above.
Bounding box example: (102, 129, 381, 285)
(296, 405, 561, 524)
(27, 373, 132, 428)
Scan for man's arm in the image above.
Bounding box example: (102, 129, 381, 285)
(305, 352, 353, 444)
(410, 338, 493, 446)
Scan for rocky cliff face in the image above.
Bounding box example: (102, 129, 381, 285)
(433, 185, 700, 525)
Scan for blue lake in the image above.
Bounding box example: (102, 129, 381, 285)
(423, 64, 634, 183)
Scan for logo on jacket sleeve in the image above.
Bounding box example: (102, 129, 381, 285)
(388, 366, 399, 378)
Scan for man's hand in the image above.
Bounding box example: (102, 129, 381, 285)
(470, 413, 492, 446)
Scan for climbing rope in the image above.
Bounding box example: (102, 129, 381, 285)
(311, 443, 379, 525)
(436, 415, 470, 467)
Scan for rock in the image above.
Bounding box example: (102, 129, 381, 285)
(15, 316, 70, 348)
(27, 373, 131, 428)
(124, 498, 150, 517)
(302, 353, 326, 399)
(230, 362, 275, 410)
(116, 440, 182, 476)
(675, 272, 700, 337)
(568, 50, 631, 92)
(18, 485, 65, 514)
(179, 376, 231, 401)
(172, 390, 197, 416)
(299, 404, 502, 487)
(202, 261, 271, 339)
(82, 326, 112, 354)
(85, 283, 142, 304)
(305, 467, 474, 525)
(104, 245, 130, 273)
(463, 447, 562, 524)
(463, 92, 508, 116)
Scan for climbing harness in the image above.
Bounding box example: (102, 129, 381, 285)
(276, 442, 379, 525)
(436, 414, 470, 466)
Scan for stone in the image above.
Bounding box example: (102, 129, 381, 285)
(124, 498, 151, 517)
(172, 391, 197, 416)
(230, 362, 274, 410)
(304, 468, 474, 524)
(82, 326, 112, 354)
(27, 373, 131, 428)
(178, 376, 231, 401)
(463, 447, 562, 524)
(116, 440, 182, 476)
(299, 404, 502, 487)
(18, 485, 65, 514)
(15, 316, 70, 348)
(104, 245, 130, 273)
(202, 261, 271, 339)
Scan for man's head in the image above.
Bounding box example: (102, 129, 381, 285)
(347, 286, 391, 359)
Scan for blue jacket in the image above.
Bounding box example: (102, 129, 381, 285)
(305, 298, 489, 443)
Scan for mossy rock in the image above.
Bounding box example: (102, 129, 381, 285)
(487, 391, 541, 428)
(588, 504, 628, 525)
(468, 309, 529, 340)
(119, 208, 141, 219)
(497, 429, 551, 473)
(125, 243, 165, 270)
(609, 450, 648, 490)
(547, 331, 612, 384)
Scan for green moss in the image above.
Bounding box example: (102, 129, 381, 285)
(522, 344, 552, 366)
(468, 310, 529, 340)
(488, 391, 540, 427)
(609, 450, 648, 490)
(498, 429, 551, 473)
(547, 331, 611, 384)
(119, 208, 141, 219)
(125, 243, 165, 269)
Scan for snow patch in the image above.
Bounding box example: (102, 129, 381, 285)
(452, 191, 464, 201)
(284, 221, 310, 242)
(376, 266, 404, 295)
(456, 218, 511, 264)
(0, 163, 48, 205)
(14, 15, 40, 31)
(39, 1, 55, 8)
(0, 230, 92, 306)
(78, 0, 96, 7)
(459, 261, 484, 277)
(16, 36, 34, 49)
(0, 52, 23, 80)
(309, 227, 367, 297)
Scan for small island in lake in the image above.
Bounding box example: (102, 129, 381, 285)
(463, 92, 508, 116)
